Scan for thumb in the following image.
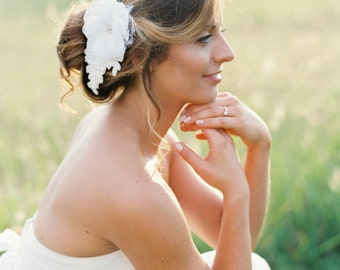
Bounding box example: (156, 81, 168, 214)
(173, 142, 205, 172)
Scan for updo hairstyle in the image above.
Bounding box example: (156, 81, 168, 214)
(57, 0, 221, 114)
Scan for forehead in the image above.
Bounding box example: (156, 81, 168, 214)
(188, 0, 223, 38)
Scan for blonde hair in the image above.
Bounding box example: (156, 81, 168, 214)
(57, 0, 221, 117)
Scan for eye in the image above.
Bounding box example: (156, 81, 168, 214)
(197, 33, 213, 44)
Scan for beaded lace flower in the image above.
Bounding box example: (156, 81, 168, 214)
(82, 0, 135, 95)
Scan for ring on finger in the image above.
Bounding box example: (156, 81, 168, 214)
(223, 105, 229, 116)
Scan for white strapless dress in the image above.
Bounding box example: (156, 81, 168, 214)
(0, 217, 270, 269)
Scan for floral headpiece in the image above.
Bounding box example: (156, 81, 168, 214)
(82, 0, 135, 95)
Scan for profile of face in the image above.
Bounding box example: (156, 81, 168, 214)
(57, 0, 233, 110)
(150, 27, 235, 107)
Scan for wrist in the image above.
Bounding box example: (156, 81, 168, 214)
(221, 190, 251, 232)
(221, 178, 250, 206)
(245, 125, 272, 149)
(246, 135, 271, 152)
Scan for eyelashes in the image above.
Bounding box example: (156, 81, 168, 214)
(196, 26, 227, 45)
(197, 34, 213, 44)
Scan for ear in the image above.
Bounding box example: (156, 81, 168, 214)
(131, 51, 145, 74)
(131, 54, 139, 67)
(132, 55, 154, 73)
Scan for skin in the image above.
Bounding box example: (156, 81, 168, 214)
(33, 25, 271, 270)
(179, 92, 271, 248)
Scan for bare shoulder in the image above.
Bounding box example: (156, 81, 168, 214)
(98, 161, 207, 269)
(68, 106, 105, 148)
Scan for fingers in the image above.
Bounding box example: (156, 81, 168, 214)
(180, 104, 238, 133)
(181, 105, 234, 123)
(179, 92, 271, 147)
(175, 129, 233, 164)
(173, 142, 206, 175)
(195, 117, 239, 135)
(195, 133, 207, 140)
(179, 93, 240, 132)
(181, 92, 235, 116)
(173, 129, 246, 192)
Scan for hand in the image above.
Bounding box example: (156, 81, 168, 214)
(179, 92, 271, 148)
(174, 128, 249, 197)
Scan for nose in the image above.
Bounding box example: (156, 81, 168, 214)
(213, 32, 235, 63)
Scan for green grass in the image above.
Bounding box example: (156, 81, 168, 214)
(1, 0, 340, 268)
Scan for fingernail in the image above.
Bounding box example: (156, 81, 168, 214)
(174, 143, 183, 152)
(196, 119, 204, 125)
(179, 114, 186, 123)
(183, 116, 191, 123)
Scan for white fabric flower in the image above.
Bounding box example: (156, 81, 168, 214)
(82, 0, 134, 95)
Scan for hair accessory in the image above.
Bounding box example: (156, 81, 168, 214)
(82, 0, 135, 95)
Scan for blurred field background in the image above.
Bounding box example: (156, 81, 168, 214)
(1, 0, 339, 269)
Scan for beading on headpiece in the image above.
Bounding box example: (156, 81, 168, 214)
(82, 0, 135, 95)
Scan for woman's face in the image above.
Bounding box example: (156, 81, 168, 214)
(150, 27, 235, 108)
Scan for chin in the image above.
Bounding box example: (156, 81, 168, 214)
(196, 87, 219, 104)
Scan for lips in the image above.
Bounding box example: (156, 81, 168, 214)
(202, 71, 222, 83)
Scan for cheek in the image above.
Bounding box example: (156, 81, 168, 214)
(168, 46, 207, 75)
(173, 57, 206, 81)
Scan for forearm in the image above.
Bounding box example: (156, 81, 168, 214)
(213, 194, 252, 270)
(243, 141, 271, 249)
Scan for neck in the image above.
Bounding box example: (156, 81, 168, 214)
(113, 86, 183, 156)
